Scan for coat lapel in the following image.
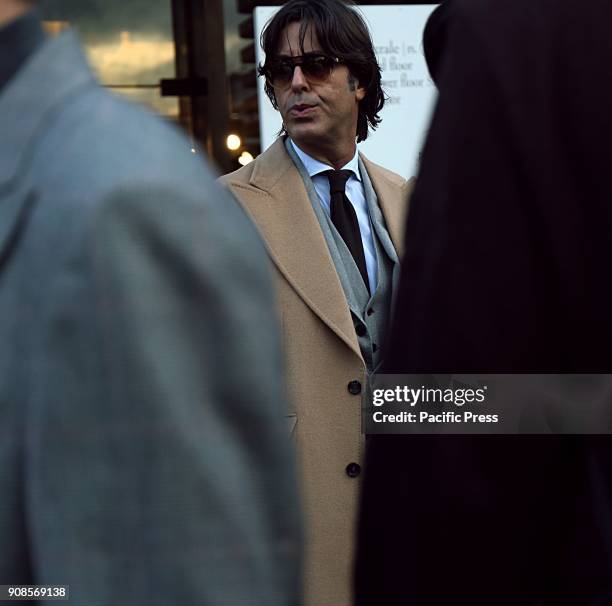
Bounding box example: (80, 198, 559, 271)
(360, 155, 414, 259)
(229, 139, 361, 358)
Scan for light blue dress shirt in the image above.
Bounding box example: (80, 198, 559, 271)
(289, 138, 378, 293)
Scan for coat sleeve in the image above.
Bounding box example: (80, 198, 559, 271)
(28, 178, 301, 606)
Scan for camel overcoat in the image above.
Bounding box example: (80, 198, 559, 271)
(220, 137, 411, 606)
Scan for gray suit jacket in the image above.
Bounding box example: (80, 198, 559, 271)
(0, 30, 300, 605)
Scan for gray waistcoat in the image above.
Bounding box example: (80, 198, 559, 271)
(285, 139, 399, 373)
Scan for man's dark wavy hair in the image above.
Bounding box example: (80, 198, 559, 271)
(257, 0, 384, 142)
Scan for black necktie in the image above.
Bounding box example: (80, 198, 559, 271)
(324, 169, 370, 294)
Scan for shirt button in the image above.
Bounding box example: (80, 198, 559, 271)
(347, 380, 362, 395)
(346, 462, 361, 478)
(367, 308, 374, 316)
(355, 324, 366, 337)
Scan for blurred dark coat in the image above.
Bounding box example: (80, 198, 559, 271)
(357, 0, 612, 604)
(0, 30, 301, 605)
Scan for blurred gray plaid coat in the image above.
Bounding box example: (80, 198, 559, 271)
(0, 29, 301, 606)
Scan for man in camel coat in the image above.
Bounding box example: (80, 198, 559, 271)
(220, 1, 412, 604)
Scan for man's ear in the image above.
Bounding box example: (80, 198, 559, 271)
(348, 73, 366, 101)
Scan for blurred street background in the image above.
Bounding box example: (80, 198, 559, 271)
(38, 0, 425, 173)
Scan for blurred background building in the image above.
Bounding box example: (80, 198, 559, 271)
(38, 0, 428, 173)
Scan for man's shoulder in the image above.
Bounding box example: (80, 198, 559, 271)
(24, 86, 247, 261)
(39, 88, 216, 196)
(359, 153, 410, 190)
(219, 157, 257, 186)
(7, 30, 205, 189)
(64, 90, 195, 165)
(219, 137, 296, 192)
(360, 154, 415, 205)
(34, 89, 261, 260)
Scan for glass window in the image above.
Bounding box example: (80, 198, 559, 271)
(39, 0, 178, 119)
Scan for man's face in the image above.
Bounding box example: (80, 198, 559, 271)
(272, 21, 365, 153)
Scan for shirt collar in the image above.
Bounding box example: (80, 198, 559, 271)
(289, 138, 361, 182)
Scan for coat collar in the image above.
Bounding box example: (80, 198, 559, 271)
(0, 30, 95, 189)
(248, 136, 296, 192)
(288, 138, 362, 182)
(360, 154, 412, 258)
(248, 138, 409, 244)
(0, 30, 95, 273)
(245, 138, 361, 358)
(229, 138, 409, 360)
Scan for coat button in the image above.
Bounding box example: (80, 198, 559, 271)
(367, 308, 374, 316)
(346, 462, 361, 478)
(372, 343, 378, 353)
(348, 380, 361, 395)
(355, 324, 366, 337)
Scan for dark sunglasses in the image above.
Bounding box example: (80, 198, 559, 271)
(264, 53, 342, 88)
